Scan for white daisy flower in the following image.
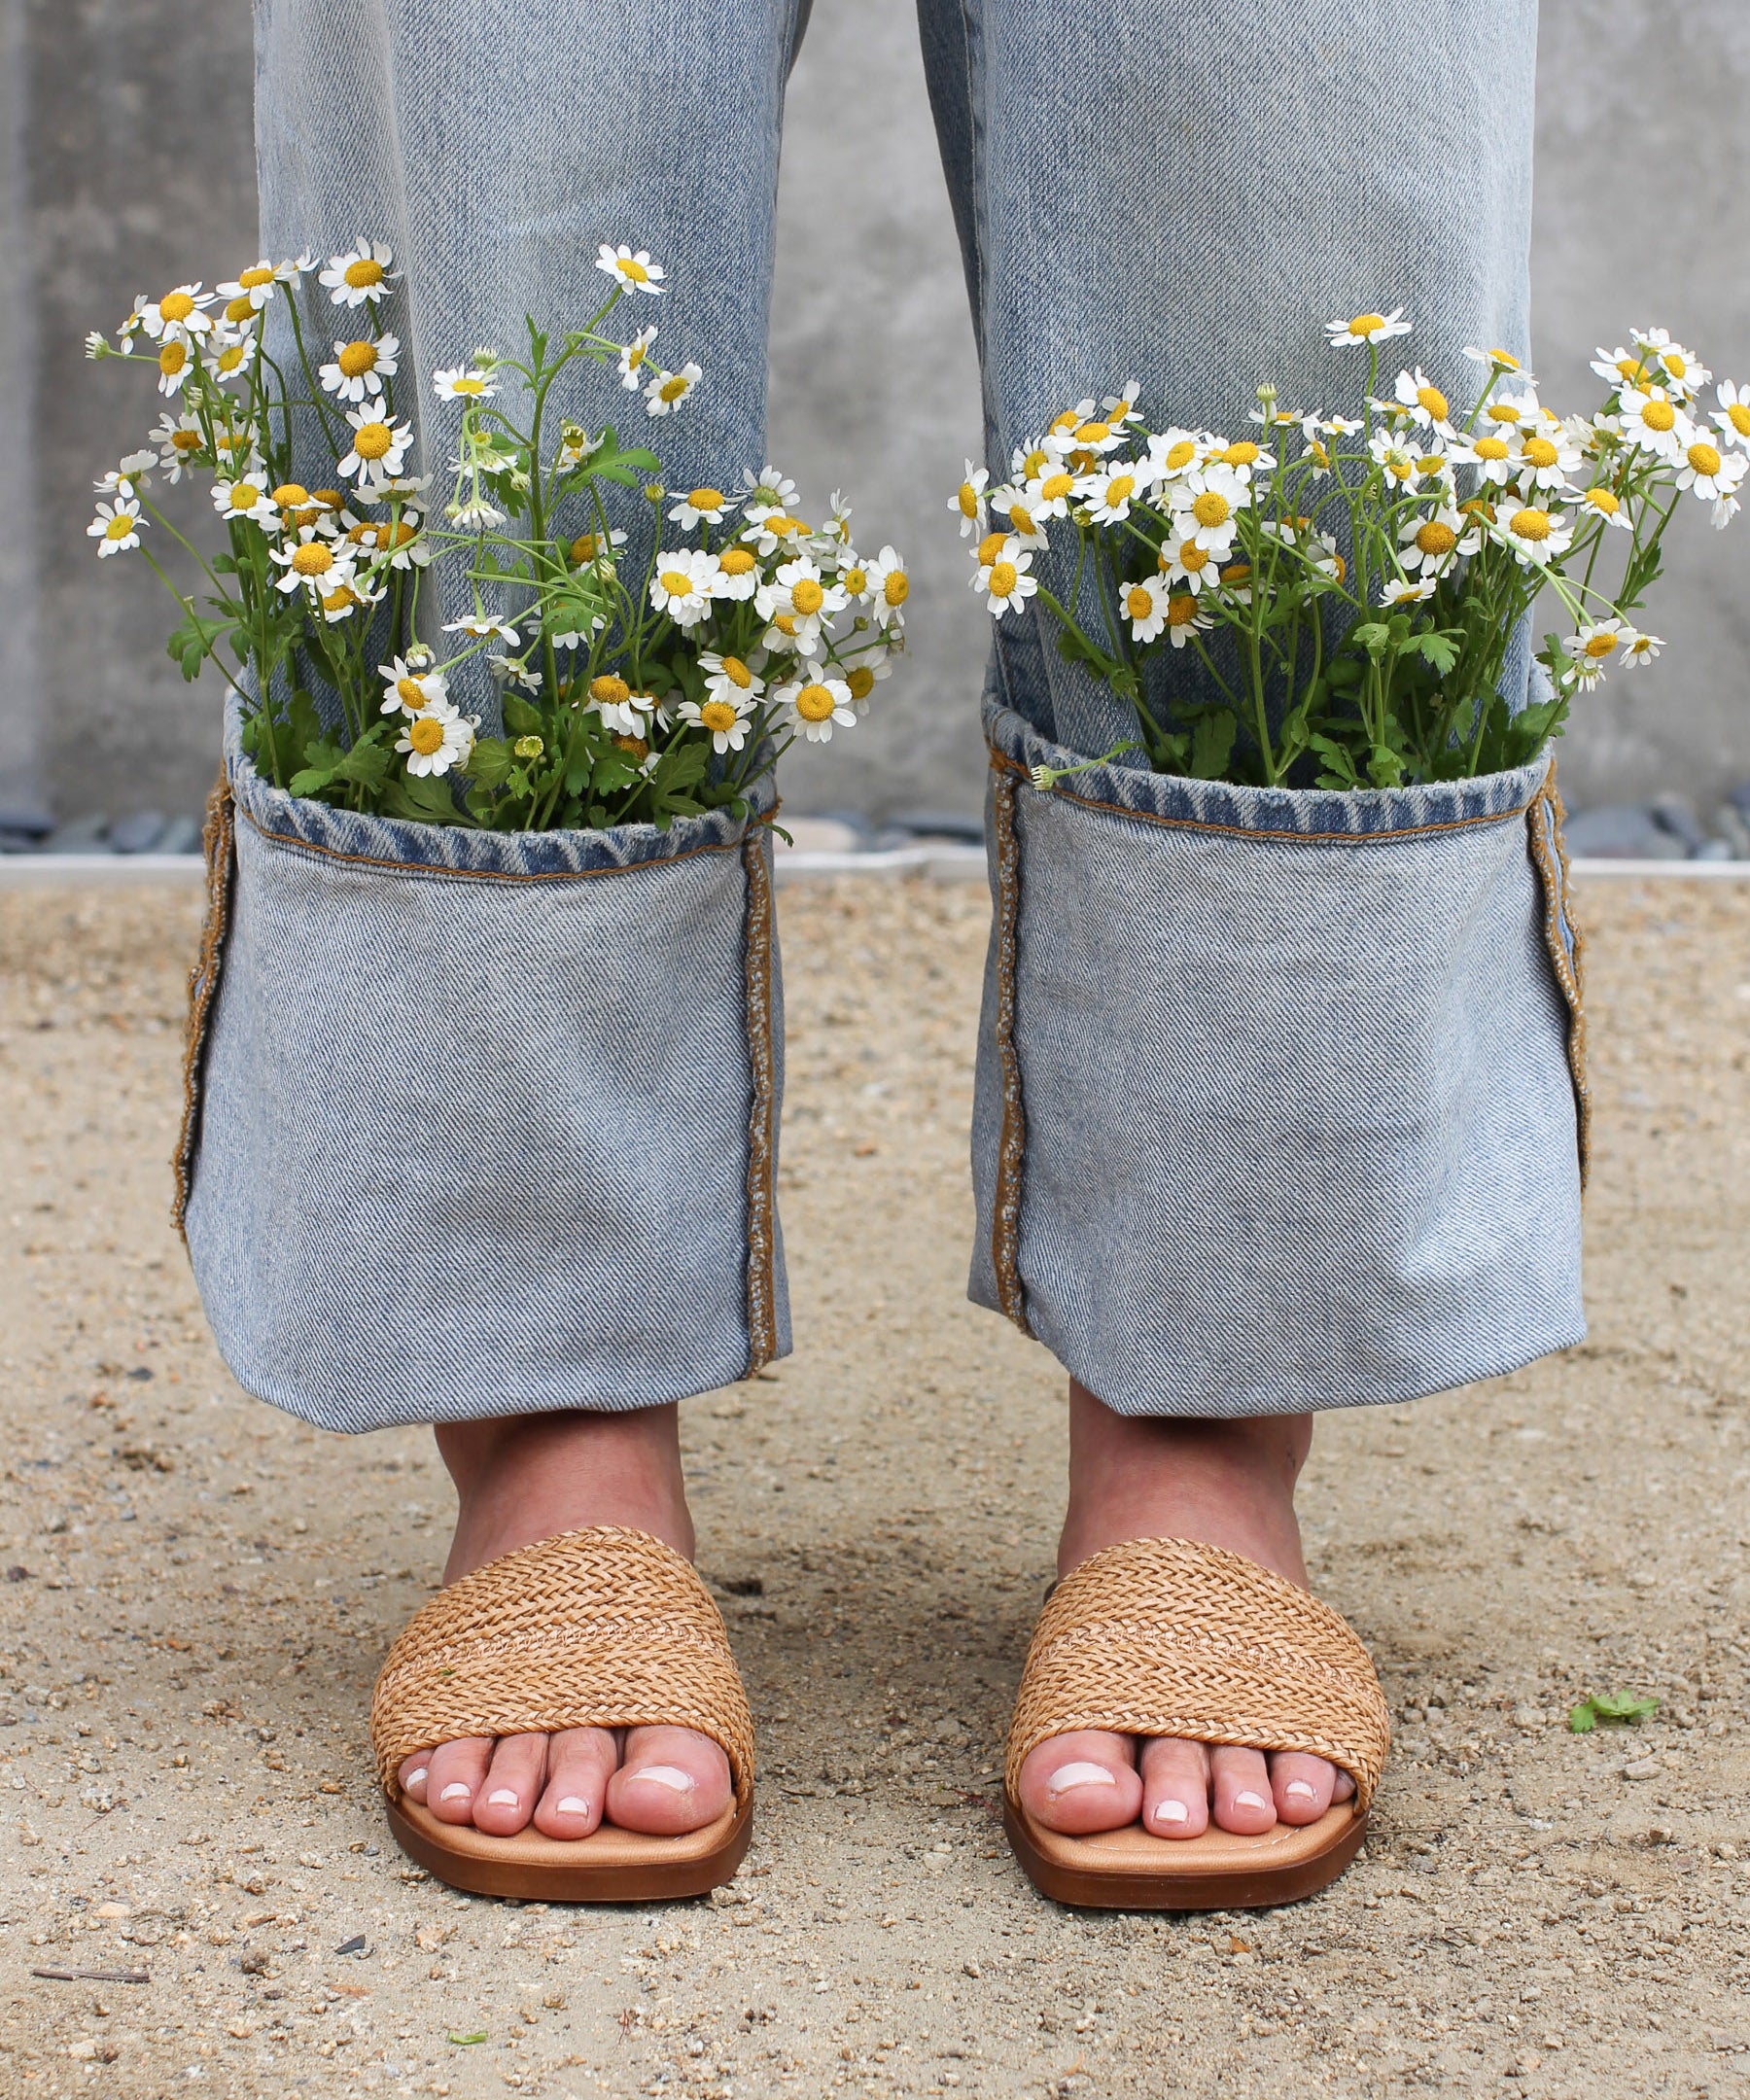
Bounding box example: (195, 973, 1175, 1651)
(1710, 379, 1750, 451)
(1497, 504, 1574, 568)
(270, 526, 353, 596)
(972, 546, 1037, 620)
(859, 544, 910, 627)
(1172, 463, 1249, 552)
(152, 413, 206, 480)
(1046, 407, 1126, 460)
(442, 611, 522, 648)
(378, 655, 449, 716)
(397, 698, 475, 778)
(88, 499, 145, 557)
(1562, 617, 1630, 686)
(1380, 576, 1438, 609)
(433, 366, 497, 403)
(669, 484, 731, 530)
(1162, 593, 1213, 648)
(348, 508, 430, 571)
(1216, 558, 1256, 604)
(949, 461, 990, 537)
(1398, 507, 1463, 577)
(679, 690, 754, 753)
(319, 333, 400, 402)
(991, 492, 1050, 551)
(700, 651, 765, 707)
(740, 509, 810, 559)
(1076, 463, 1144, 525)
(1591, 343, 1652, 393)
(596, 244, 665, 295)
(135, 284, 216, 343)
(1102, 381, 1143, 430)
(337, 407, 414, 485)
(741, 464, 801, 518)
(152, 337, 197, 397)
(1119, 573, 1173, 643)
(1391, 367, 1453, 433)
(1022, 465, 1081, 522)
(649, 548, 721, 626)
(1449, 431, 1519, 487)
(1158, 528, 1222, 593)
(1579, 483, 1633, 530)
(211, 474, 277, 527)
(218, 260, 301, 312)
(780, 676, 856, 743)
(1675, 433, 1747, 505)
(1622, 630, 1663, 668)
(320, 242, 397, 309)
(644, 361, 701, 417)
(315, 576, 380, 624)
(813, 490, 856, 565)
(841, 650, 892, 711)
(567, 526, 628, 571)
(1634, 328, 1709, 399)
(1617, 384, 1688, 460)
(618, 326, 659, 390)
(713, 545, 761, 600)
(1463, 344, 1527, 377)
(1325, 306, 1412, 348)
(1513, 422, 1584, 494)
(580, 675, 654, 735)
(1369, 431, 1429, 491)
(447, 496, 507, 532)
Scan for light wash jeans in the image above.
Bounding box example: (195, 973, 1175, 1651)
(214, 0, 1581, 1428)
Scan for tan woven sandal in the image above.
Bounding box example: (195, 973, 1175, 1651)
(1003, 1536, 1390, 1910)
(369, 1525, 754, 1902)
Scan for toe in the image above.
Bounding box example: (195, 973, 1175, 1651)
(1137, 1736, 1212, 1839)
(607, 1726, 734, 1836)
(398, 1751, 434, 1804)
(532, 1727, 620, 1839)
(1209, 1744, 1277, 1835)
(425, 1736, 494, 1825)
(1270, 1750, 1341, 1825)
(1017, 1730, 1141, 1835)
(472, 1732, 549, 1836)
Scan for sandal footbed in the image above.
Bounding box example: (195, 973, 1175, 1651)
(1004, 1799, 1366, 1910)
(385, 1792, 751, 1903)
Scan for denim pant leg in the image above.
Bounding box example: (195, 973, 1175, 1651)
(921, 0, 1584, 1418)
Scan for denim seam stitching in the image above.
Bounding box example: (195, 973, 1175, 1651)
(741, 829, 780, 1375)
(172, 766, 236, 1241)
(235, 802, 752, 884)
(988, 748, 1535, 844)
(989, 762, 1031, 1337)
(1525, 764, 1592, 1189)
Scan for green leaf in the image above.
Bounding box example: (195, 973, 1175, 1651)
(333, 740, 391, 790)
(1190, 711, 1238, 782)
(447, 2031, 488, 2048)
(501, 692, 543, 738)
(1569, 1689, 1660, 1732)
(464, 736, 513, 790)
(1567, 1701, 1596, 1734)
(1412, 629, 1461, 677)
(166, 612, 226, 682)
(383, 773, 466, 825)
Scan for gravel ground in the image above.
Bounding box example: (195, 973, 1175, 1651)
(0, 871, 1746, 2100)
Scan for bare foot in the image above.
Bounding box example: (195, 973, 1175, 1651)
(394, 1406, 733, 1840)
(1017, 1382, 1356, 1841)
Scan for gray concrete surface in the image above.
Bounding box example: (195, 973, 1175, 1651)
(5, 0, 1748, 827)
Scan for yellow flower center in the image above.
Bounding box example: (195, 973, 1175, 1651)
(1164, 439, 1197, 472)
(225, 296, 255, 324)
(170, 430, 202, 453)
(1510, 508, 1552, 542)
(615, 733, 650, 760)
(228, 482, 262, 512)
(1309, 439, 1330, 468)
(1728, 403, 1750, 438)
(1075, 421, 1111, 443)
(884, 570, 909, 607)
(1522, 437, 1559, 469)
(1191, 491, 1230, 529)
(1049, 412, 1079, 437)
(407, 717, 444, 754)
(774, 613, 797, 635)
(352, 421, 394, 460)
(1416, 385, 1449, 421)
(1487, 402, 1522, 424)
(158, 342, 187, 376)
(659, 570, 694, 598)
(310, 490, 343, 509)
(1584, 487, 1621, 514)
(1221, 442, 1261, 468)
(771, 515, 806, 537)
(381, 521, 417, 549)
(790, 578, 824, 615)
(1006, 505, 1034, 537)
(1023, 448, 1051, 478)
(272, 482, 309, 507)
(1220, 562, 1251, 587)
(977, 533, 1009, 567)
(1348, 312, 1386, 337)
(1639, 399, 1676, 433)
(700, 700, 738, 734)
(238, 267, 275, 290)
(617, 256, 649, 283)
(1329, 552, 1348, 582)
(450, 375, 487, 396)
(795, 682, 836, 722)
(343, 258, 385, 289)
(957, 481, 980, 518)
(396, 677, 426, 708)
(570, 533, 603, 564)
(1102, 475, 1136, 507)
(1126, 585, 1154, 619)
(338, 341, 379, 378)
(292, 542, 334, 576)
(1584, 631, 1619, 659)
(159, 292, 195, 323)
(1616, 357, 1643, 382)
(687, 487, 724, 511)
(321, 585, 359, 614)
(842, 567, 868, 594)
(1475, 437, 1511, 461)
(216, 345, 245, 372)
(1688, 440, 1723, 476)
(104, 514, 134, 541)
(1416, 521, 1457, 557)
(591, 675, 630, 706)
(1488, 348, 1521, 369)
(1664, 351, 1687, 377)
(1386, 454, 1415, 480)
(1040, 473, 1075, 503)
(1417, 455, 1445, 476)
(846, 666, 875, 701)
(988, 560, 1018, 597)
(720, 656, 752, 689)
(658, 374, 689, 402)
(1167, 595, 1200, 628)
(720, 547, 756, 576)
(624, 342, 649, 372)
(1178, 542, 1210, 572)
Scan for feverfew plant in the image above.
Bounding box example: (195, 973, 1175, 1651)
(88, 243, 906, 829)
(953, 311, 1745, 790)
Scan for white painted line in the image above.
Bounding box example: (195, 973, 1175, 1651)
(1569, 858, 1750, 878)
(0, 854, 207, 886)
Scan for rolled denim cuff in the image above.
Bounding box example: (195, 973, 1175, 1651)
(176, 704, 788, 1431)
(970, 698, 1588, 1417)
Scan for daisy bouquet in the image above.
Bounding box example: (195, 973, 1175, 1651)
(88, 241, 906, 829)
(956, 311, 1745, 790)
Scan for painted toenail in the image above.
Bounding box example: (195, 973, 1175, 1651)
(404, 1767, 428, 1789)
(1284, 1779, 1317, 1801)
(1153, 1800, 1190, 1825)
(438, 1783, 472, 1803)
(556, 1796, 590, 1816)
(486, 1789, 518, 1806)
(1235, 1789, 1269, 1810)
(627, 1765, 694, 1793)
(1045, 1761, 1118, 1797)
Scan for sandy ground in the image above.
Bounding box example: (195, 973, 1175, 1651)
(0, 869, 1746, 2100)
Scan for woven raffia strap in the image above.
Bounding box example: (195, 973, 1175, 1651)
(1004, 1536, 1390, 1808)
(369, 1526, 755, 1808)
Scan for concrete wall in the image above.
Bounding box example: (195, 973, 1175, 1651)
(7, 0, 1747, 826)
